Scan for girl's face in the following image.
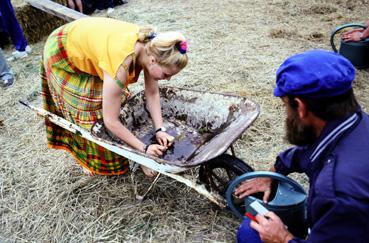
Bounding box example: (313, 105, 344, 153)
(147, 57, 181, 81)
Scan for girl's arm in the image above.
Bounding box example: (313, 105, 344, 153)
(102, 68, 166, 156)
(143, 70, 174, 147)
(102, 69, 147, 152)
(143, 69, 163, 131)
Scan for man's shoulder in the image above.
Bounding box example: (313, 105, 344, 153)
(360, 110, 369, 123)
(332, 116, 369, 199)
(314, 113, 369, 200)
(336, 111, 369, 159)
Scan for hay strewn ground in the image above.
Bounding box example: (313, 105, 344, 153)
(1, 0, 369, 242)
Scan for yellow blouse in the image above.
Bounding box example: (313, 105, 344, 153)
(66, 17, 139, 83)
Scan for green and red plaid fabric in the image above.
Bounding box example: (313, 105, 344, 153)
(41, 25, 129, 175)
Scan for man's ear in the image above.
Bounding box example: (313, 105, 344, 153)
(295, 98, 308, 119)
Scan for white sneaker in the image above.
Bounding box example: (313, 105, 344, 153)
(107, 7, 115, 16)
(25, 45, 32, 54)
(11, 50, 28, 59)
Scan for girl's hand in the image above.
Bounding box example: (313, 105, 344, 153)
(145, 144, 167, 157)
(156, 131, 175, 148)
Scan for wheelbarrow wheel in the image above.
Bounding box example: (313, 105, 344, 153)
(199, 154, 253, 196)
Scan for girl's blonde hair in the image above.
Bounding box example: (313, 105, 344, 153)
(138, 26, 188, 69)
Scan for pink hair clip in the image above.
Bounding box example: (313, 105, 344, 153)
(178, 41, 188, 54)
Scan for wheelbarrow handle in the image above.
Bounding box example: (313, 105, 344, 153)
(330, 23, 367, 52)
(225, 171, 305, 219)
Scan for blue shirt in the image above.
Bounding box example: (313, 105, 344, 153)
(275, 111, 369, 242)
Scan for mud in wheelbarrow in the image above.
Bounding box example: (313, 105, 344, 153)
(92, 86, 259, 167)
(91, 86, 259, 204)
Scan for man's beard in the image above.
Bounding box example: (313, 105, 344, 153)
(285, 111, 316, 146)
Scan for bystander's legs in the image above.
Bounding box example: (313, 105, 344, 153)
(0, 48, 15, 88)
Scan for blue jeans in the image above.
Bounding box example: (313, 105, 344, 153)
(237, 218, 262, 243)
(0, 48, 10, 75)
(0, 0, 28, 52)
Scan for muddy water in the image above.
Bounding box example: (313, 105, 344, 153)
(92, 117, 212, 163)
(139, 126, 201, 162)
(130, 115, 213, 162)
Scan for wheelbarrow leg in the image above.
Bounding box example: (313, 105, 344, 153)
(135, 173, 161, 201)
(130, 162, 161, 201)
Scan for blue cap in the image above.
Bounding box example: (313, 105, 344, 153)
(274, 50, 355, 98)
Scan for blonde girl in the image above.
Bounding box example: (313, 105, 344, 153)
(42, 17, 188, 177)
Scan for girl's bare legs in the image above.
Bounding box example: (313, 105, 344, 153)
(67, 0, 75, 10)
(75, 0, 83, 13)
(140, 165, 158, 178)
(67, 0, 83, 13)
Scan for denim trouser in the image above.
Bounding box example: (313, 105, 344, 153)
(0, 0, 28, 52)
(0, 48, 10, 76)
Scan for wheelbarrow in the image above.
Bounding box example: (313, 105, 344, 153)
(20, 86, 260, 208)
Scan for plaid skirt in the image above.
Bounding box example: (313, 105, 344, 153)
(41, 25, 129, 175)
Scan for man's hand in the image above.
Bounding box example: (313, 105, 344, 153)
(250, 212, 294, 243)
(156, 131, 175, 148)
(234, 177, 273, 203)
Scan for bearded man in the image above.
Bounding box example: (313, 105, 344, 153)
(235, 50, 369, 243)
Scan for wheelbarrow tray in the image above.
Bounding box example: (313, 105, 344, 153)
(91, 86, 260, 167)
